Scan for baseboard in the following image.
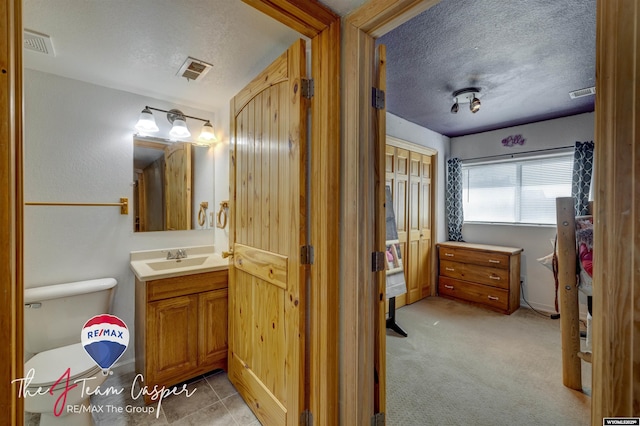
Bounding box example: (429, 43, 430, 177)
(520, 299, 588, 321)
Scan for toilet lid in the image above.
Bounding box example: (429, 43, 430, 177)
(24, 342, 102, 387)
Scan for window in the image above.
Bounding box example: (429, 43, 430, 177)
(462, 154, 573, 225)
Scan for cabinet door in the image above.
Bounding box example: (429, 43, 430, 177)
(148, 295, 198, 383)
(198, 289, 228, 366)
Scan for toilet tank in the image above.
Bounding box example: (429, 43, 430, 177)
(24, 278, 117, 356)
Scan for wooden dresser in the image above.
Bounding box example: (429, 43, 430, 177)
(437, 242, 523, 314)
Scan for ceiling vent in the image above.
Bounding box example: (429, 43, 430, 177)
(569, 86, 595, 99)
(176, 57, 213, 82)
(23, 29, 55, 56)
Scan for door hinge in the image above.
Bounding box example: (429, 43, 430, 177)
(372, 412, 385, 426)
(300, 410, 313, 426)
(372, 251, 386, 272)
(301, 245, 315, 265)
(372, 87, 385, 109)
(302, 78, 314, 99)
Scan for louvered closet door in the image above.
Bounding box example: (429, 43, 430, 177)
(386, 144, 434, 307)
(385, 146, 410, 308)
(412, 152, 432, 301)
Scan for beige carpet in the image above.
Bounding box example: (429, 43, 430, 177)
(386, 297, 591, 425)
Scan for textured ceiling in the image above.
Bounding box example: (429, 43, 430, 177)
(378, 0, 596, 137)
(23, 0, 304, 113)
(22, 0, 367, 114)
(23, 0, 592, 138)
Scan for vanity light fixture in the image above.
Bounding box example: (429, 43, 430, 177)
(135, 107, 159, 132)
(167, 109, 191, 138)
(134, 106, 218, 143)
(199, 121, 216, 142)
(451, 87, 482, 114)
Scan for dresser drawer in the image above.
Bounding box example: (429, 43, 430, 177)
(438, 277, 509, 312)
(438, 246, 510, 269)
(440, 260, 509, 289)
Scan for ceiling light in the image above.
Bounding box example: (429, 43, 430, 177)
(451, 98, 459, 114)
(135, 106, 216, 143)
(135, 107, 159, 133)
(451, 87, 483, 114)
(470, 95, 481, 113)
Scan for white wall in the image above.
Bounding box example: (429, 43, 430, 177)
(386, 113, 450, 243)
(24, 69, 229, 364)
(213, 108, 231, 252)
(451, 112, 594, 315)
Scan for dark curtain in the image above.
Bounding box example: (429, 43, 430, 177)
(572, 141, 594, 216)
(446, 158, 464, 241)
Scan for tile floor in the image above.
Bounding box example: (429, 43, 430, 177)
(26, 365, 261, 425)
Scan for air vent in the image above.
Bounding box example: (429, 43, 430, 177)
(176, 57, 213, 82)
(23, 29, 55, 56)
(569, 86, 595, 99)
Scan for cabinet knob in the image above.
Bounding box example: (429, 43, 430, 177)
(222, 249, 234, 259)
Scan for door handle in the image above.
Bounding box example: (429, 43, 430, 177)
(222, 249, 234, 258)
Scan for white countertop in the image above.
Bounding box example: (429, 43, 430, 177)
(130, 245, 229, 281)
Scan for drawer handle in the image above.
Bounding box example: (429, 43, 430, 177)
(489, 275, 501, 280)
(445, 267, 455, 271)
(488, 259, 501, 264)
(444, 284, 454, 290)
(488, 295, 499, 301)
(444, 253, 454, 257)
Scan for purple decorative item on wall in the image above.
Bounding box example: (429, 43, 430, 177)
(502, 134, 526, 147)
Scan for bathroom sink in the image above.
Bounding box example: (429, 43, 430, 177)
(146, 256, 208, 271)
(130, 246, 228, 280)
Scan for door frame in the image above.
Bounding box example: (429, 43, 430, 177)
(238, 2, 342, 425)
(343, 0, 640, 424)
(2, 0, 24, 424)
(3, 0, 640, 425)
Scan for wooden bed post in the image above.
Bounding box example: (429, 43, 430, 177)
(555, 196, 582, 390)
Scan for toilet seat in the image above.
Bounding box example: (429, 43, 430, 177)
(25, 342, 102, 388)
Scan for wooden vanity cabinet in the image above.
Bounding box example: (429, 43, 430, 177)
(135, 270, 228, 403)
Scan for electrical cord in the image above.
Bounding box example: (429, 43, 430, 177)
(520, 280, 560, 319)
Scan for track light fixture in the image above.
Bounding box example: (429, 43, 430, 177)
(450, 98, 459, 114)
(134, 105, 218, 143)
(450, 87, 482, 114)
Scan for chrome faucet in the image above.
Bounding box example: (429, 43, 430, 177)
(166, 249, 187, 260)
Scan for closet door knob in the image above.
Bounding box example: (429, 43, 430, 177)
(222, 249, 234, 259)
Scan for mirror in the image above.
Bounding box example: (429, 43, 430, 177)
(133, 137, 214, 232)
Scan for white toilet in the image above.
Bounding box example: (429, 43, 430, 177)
(23, 278, 118, 426)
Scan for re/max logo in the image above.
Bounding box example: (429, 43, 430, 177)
(86, 329, 124, 339)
